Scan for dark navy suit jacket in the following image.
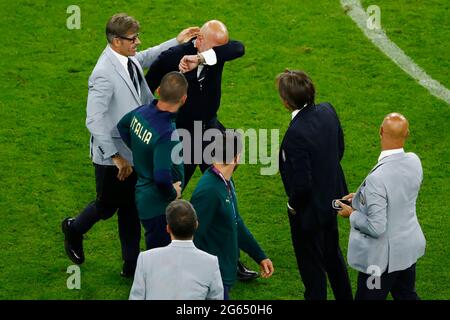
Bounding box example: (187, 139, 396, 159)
(279, 102, 348, 229)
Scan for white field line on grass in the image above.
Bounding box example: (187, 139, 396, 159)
(341, 0, 450, 105)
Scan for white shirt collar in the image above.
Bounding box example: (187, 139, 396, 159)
(378, 148, 404, 162)
(193, 39, 218, 78)
(291, 103, 310, 120)
(171, 239, 194, 243)
(291, 109, 300, 120)
(108, 45, 129, 75)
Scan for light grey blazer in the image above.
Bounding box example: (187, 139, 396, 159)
(129, 241, 224, 300)
(348, 152, 426, 274)
(86, 38, 178, 166)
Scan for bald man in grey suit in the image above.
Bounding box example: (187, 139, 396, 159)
(129, 200, 223, 300)
(61, 13, 199, 277)
(337, 113, 426, 300)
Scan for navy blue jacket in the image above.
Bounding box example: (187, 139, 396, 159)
(279, 102, 348, 229)
(145, 39, 244, 128)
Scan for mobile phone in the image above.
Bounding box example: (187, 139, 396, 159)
(332, 199, 351, 210)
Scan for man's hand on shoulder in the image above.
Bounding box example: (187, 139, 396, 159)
(111, 154, 133, 181)
(176, 26, 200, 44)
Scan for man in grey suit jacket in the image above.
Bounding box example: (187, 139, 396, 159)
(61, 13, 199, 277)
(129, 199, 224, 300)
(337, 113, 426, 300)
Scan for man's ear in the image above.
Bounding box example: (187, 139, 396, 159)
(180, 94, 187, 106)
(156, 87, 161, 96)
(166, 224, 171, 235)
(195, 220, 199, 231)
(111, 37, 121, 48)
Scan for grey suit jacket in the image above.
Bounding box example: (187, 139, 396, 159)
(348, 152, 426, 274)
(129, 241, 224, 300)
(86, 38, 179, 165)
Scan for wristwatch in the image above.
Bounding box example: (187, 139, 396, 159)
(197, 53, 205, 65)
(111, 152, 120, 159)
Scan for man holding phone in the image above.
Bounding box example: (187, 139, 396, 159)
(337, 113, 426, 300)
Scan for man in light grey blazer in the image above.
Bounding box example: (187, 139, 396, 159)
(337, 113, 426, 300)
(129, 199, 224, 300)
(61, 13, 199, 277)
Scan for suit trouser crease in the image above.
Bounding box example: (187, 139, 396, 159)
(72, 164, 141, 263)
(288, 211, 352, 300)
(355, 263, 419, 300)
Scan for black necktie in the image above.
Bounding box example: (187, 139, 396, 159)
(127, 58, 139, 93)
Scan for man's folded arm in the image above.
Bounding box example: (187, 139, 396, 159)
(350, 177, 388, 238)
(211, 40, 245, 62)
(136, 38, 179, 69)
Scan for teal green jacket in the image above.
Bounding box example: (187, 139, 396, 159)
(117, 100, 184, 220)
(191, 167, 267, 286)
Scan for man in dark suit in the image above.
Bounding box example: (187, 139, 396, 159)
(145, 20, 258, 281)
(145, 20, 244, 187)
(277, 70, 353, 300)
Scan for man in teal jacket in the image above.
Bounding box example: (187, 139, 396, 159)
(117, 71, 186, 250)
(190, 131, 274, 299)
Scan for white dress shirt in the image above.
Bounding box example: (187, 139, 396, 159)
(109, 45, 129, 75)
(378, 148, 404, 162)
(109, 45, 140, 96)
(193, 39, 217, 78)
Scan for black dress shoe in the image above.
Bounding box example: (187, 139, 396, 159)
(61, 217, 85, 265)
(120, 261, 136, 278)
(237, 260, 259, 281)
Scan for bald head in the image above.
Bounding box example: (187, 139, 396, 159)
(380, 112, 409, 149)
(196, 20, 229, 52)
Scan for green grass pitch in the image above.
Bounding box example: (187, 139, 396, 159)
(0, 0, 448, 299)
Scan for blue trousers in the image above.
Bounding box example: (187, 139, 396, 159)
(140, 214, 171, 250)
(223, 284, 231, 300)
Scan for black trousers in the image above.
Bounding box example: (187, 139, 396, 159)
(178, 118, 226, 189)
(71, 164, 141, 264)
(288, 211, 353, 300)
(356, 263, 419, 300)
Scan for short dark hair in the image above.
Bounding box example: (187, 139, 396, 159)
(159, 72, 189, 104)
(276, 69, 315, 110)
(165, 200, 198, 240)
(106, 13, 140, 43)
(212, 131, 243, 164)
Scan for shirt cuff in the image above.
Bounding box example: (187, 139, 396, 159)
(199, 48, 217, 65)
